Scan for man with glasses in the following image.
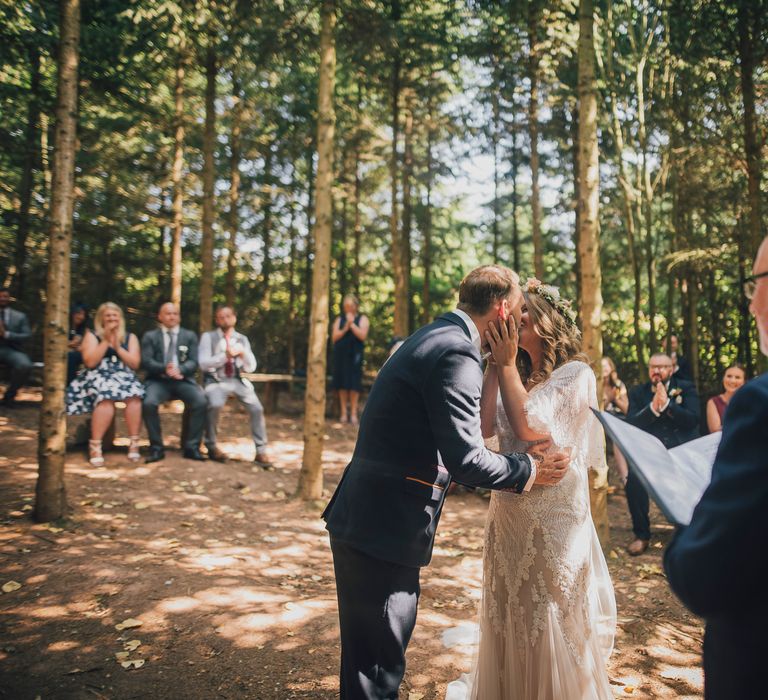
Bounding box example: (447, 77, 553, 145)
(624, 352, 700, 555)
(665, 235, 768, 698)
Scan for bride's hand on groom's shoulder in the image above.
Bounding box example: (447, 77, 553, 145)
(531, 449, 570, 486)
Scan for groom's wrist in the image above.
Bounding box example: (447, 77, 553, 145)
(523, 454, 537, 492)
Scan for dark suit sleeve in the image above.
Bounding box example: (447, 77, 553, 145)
(141, 332, 166, 377)
(664, 380, 700, 430)
(626, 385, 656, 429)
(423, 345, 531, 492)
(179, 330, 199, 377)
(664, 379, 768, 617)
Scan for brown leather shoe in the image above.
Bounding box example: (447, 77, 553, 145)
(627, 538, 650, 556)
(207, 446, 229, 463)
(254, 451, 274, 469)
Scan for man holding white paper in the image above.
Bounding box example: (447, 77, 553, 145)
(665, 235, 768, 699)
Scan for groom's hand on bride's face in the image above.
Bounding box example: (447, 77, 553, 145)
(531, 451, 569, 486)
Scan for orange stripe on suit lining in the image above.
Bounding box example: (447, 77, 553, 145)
(405, 477, 444, 490)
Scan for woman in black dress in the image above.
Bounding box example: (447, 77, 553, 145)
(331, 295, 369, 425)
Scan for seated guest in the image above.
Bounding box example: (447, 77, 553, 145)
(0, 287, 33, 407)
(199, 306, 272, 467)
(141, 302, 206, 463)
(706, 363, 747, 433)
(67, 303, 89, 385)
(66, 302, 144, 466)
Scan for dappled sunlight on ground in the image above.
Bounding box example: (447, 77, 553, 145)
(0, 391, 704, 698)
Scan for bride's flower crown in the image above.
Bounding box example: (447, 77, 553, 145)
(524, 278, 578, 329)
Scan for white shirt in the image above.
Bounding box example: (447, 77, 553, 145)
(452, 308, 537, 492)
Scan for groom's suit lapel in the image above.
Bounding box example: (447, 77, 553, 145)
(437, 312, 480, 361)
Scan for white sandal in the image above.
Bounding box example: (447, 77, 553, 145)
(88, 439, 105, 467)
(128, 435, 141, 462)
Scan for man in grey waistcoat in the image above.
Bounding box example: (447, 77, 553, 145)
(0, 288, 33, 407)
(199, 306, 272, 467)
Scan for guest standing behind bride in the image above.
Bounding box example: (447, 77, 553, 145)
(459, 279, 616, 700)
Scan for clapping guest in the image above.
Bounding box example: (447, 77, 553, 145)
(601, 356, 629, 483)
(65, 303, 144, 466)
(67, 303, 89, 384)
(199, 306, 272, 467)
(141, 302, 207, 463)
(0, 287, 32, 407)
(706, 363, 747, 433)
(331, 294, 370, 425)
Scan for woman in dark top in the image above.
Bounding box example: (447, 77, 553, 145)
(67, 303, 89, 384)
(331, 294, 369, 425)
(706, 363, 747, 433)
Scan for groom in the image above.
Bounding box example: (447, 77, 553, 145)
(323, 265, 570, 699)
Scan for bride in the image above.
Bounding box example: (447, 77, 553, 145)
(450, 278, 615, 700)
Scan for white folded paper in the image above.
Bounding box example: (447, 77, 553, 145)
(594, 410, 721, 526)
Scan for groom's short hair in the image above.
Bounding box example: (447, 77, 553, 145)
(457, 265, 519, 315)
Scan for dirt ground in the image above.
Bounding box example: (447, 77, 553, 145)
(0, 387, 705, 699)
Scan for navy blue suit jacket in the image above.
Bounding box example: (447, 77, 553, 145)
(323, 312, 532, 568)
(664, 373, 768, 699)
(627, 377, 700, 448)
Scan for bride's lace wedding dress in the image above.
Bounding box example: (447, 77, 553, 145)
(450, 360, 616, 700)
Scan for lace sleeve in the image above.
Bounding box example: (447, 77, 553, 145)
(524, 362, 606, 459)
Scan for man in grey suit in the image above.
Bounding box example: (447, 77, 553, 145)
(199, 305, 272, 467)
(0, 288, 33, 407)
(323, 265, 570, 699)
(141, 302, 207, 462)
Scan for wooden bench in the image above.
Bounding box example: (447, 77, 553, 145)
(241, 372, 298, 415)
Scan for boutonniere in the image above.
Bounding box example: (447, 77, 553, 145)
(669, 387, 683, 404)
(178, 345, 189, 362)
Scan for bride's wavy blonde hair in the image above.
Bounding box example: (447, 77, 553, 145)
(518, 292, 588, 388)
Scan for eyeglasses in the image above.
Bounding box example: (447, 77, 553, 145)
(744, 271, 768, 300)
(649, 364, 673, 370)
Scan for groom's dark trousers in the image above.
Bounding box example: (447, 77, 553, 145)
(323, 312, 534, 699)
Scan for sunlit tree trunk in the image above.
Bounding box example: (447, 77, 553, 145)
(528, 0, 544, 279)
(351, 78, 363, 296)
(402, 91, 414, 333)
(390, 0, 408, 338)
(287, 198, 298, 374)
(298, 0, 336, 500)
(169, 48, 186, 307)
(491, 65, 501, 262)
(199, 41, 217, 334)
(421, 102, 434, 326)
(260, 148, 275, 311)
(225, 71, 241, 307)
(576, 0, 602, 371)
(36, 0, 80, 523)
(13, 45, 41, 298)
(737, 0, 763, 258)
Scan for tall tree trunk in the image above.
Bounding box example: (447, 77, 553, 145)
(304, 147, 315, 329)
(737, 0, 763, 257)
(287, 199, 298, 374)
(528, 1, 544, 279)
(402, 92, 414, 333)
(510, 113, 521, 272)
(199, 42, 217, 334)
(260, 148, 274, 311)
(571, 101, 582, 304)
(421, 104, 434, 326)
(298, 0, 336, 500)
(169, 49, 186, 307)
(491, 65, 501, 262)
(351, 78, 363, 296)
(36, 0, 80, 523)
(576, 0, 603, 370)
(225, 72, 242, 307)
(13, 45, 41, 298)
(390, 0, 408, 338)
